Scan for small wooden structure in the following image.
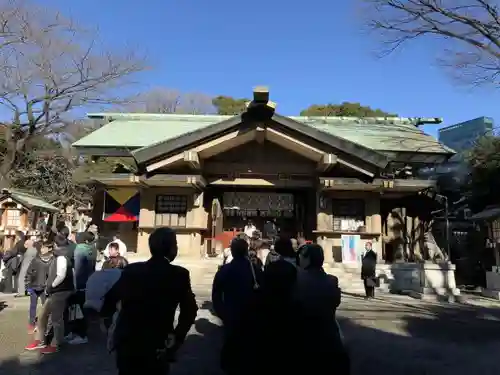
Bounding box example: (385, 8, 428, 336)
(470, 205, 500, 299)
(0, 189, 59, 249)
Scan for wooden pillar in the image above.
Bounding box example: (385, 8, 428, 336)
(365, 194, 382, 260)
(316, 191, 333, 264)
(413, 216, 424, 260)
(20, 207, 28, 230)
(316, 191, 331, 232)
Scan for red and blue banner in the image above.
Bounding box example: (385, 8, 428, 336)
(103, 188, 140, 222)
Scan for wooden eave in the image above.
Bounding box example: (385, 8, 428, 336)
(382, 151, 454, 164)
(89, 173, 206, 189)
(71, 146, 137, 157)
(319, 177, 436, 192)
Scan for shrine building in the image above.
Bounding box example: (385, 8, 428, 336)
(72, 87, 454, 263)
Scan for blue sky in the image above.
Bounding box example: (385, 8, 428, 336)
(39, 0, 500, 138)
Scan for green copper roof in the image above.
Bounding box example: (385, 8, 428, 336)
(293, 116, 455, 154)
(73, 113, 453, 155)
(72, 116, 226, 148)
(1, 189, 59, 212)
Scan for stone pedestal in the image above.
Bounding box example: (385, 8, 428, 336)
(482, 271, 500, 300)
(379, 262, 460, 302)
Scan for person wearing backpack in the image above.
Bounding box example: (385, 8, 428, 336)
(212, 237, 262, 335)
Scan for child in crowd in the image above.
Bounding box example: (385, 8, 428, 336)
(107, 242, 123, 260)
(25, 242, 53, 334)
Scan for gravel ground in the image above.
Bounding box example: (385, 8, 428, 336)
(1, 269, 500, 375)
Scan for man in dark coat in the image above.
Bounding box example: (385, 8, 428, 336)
(361, 243, 377, 299)
(2, 231, 26, 294)
(212, 237, 262, 334)
(104, 227, 198, 375)
(296, 244, 349, 375)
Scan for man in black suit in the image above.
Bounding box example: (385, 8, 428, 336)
(105, 227, 198, 375)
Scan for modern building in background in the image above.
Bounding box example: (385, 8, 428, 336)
(438, 116, 494, 154)
(420, 116, 495, 182)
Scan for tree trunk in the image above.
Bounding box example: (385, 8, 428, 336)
(0, 157, 14, 190)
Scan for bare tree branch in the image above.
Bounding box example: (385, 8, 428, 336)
(0, 0, 147, 189)
(124, 88, 215, 114)
(10, 149, 95, 208)
(362, 0, 500, 86)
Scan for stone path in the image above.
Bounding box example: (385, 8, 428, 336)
(1, 259, 500, 374)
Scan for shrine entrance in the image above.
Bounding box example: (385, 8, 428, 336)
(205, 186, 315, 240)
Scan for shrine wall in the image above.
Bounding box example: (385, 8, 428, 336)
(204, 141, 316, 177)
(136, 187, 208, 257)
(315, 191, 383, 264)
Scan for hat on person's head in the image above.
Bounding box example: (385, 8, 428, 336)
(148, 227, 178, 261)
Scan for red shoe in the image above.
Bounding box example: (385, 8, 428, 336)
(27, 325, 36, 334)
(39, 345, 59, 354)
(24, 340, 46, 351)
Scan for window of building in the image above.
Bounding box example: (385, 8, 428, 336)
(155, 195, 188, 227)
(332, 199, 365, 232)
(6, 209, 21, 227)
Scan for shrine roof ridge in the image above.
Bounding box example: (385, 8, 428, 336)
(87, 112, 442, 126)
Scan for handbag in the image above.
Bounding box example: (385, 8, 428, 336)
(366, 277, 377, 288)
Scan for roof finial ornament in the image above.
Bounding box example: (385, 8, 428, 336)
(246, 86, 277, 111)
(253, 86, 269, 103)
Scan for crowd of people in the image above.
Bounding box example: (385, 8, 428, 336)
(0, 226, 128, 353)
(0, 226, 198, 375)
(215, 232, 350, 375)
(0, 223, 381, 375)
